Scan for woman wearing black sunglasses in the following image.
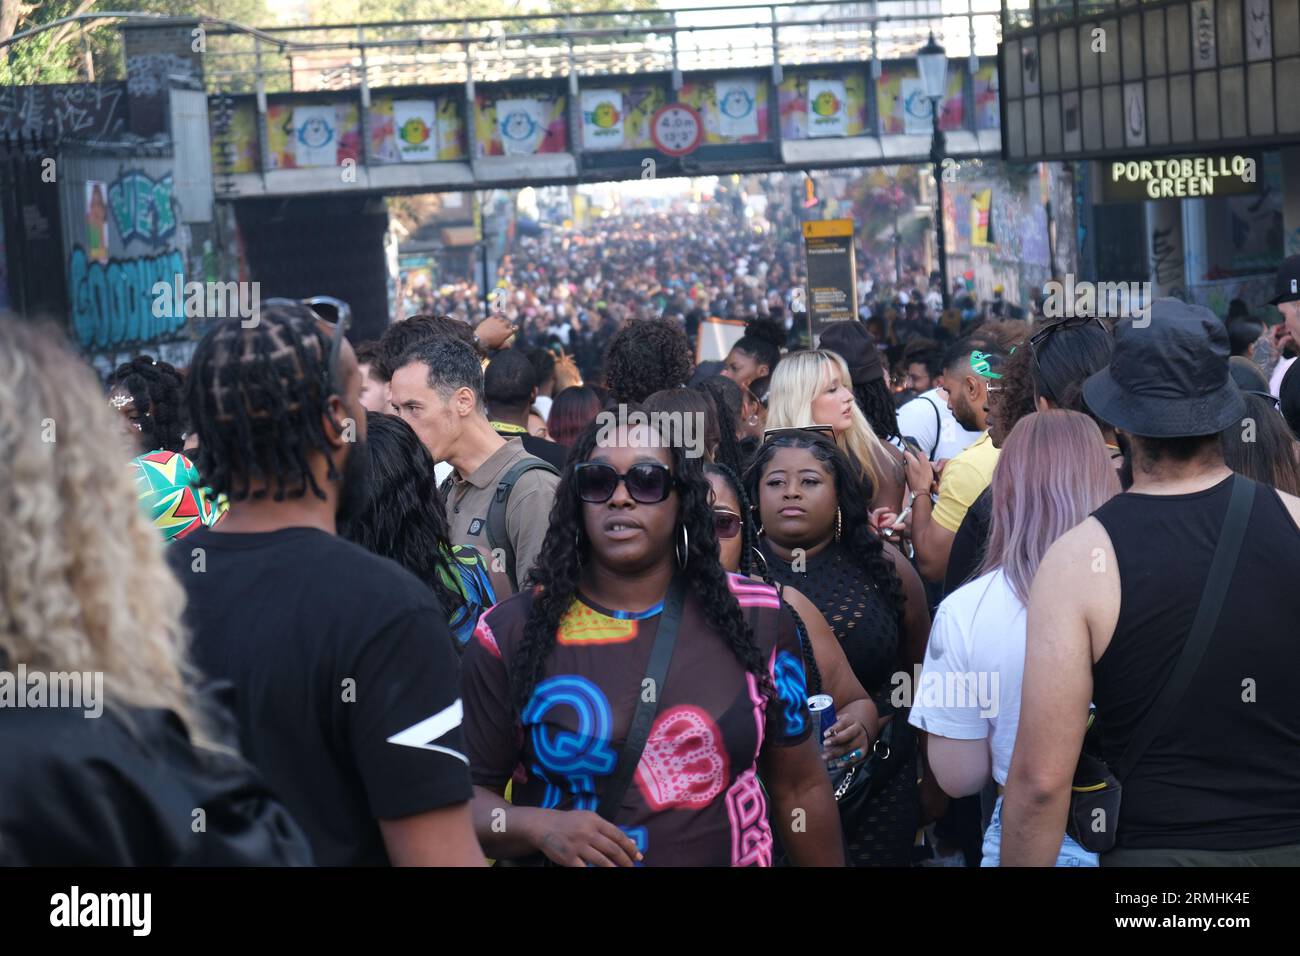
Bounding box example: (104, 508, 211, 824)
(747, 431, 933, 867)
(461, 412, 845, 867)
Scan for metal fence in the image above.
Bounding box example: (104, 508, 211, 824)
(200, 1, 1003, 94)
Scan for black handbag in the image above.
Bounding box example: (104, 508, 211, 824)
(1065, 476, 1255, 854)
(828, 707, 916, 818)
(783, 595, 914, 824)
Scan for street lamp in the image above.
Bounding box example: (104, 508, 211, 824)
(917, 33, 950, 310)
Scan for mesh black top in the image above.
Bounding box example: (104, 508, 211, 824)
(759, 540, 902, 707)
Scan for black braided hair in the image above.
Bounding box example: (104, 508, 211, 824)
(185, 305, 340, 502)
(339, 411, 466, 633)
(744, 432, 906, 628)
(694, 375, 747, 477)
(107, 355, 186, 453)
(509, 409, 773, 714)
(730, 316, 784, 374)
(853, 376, 901, 443)
(704, 461, 824, 695)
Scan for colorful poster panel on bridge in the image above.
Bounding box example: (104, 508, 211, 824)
(778, 71, 866, 140)
(678, 76, 767, 144)
(208, 99, 258, 174)
(393, 100, 439, 161)
(806, 78, 849, 137)
(264, 101, 361, 169)
(876, 64, 963, 135)
(475, 90, 566, 157)
(370, 96, 466, 163)
(581, 89, 625, 151)
(576, 82, 664, 151)
(292, 105, 341, 166)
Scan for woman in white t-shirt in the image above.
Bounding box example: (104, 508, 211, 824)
(909, 410, 1120, 866)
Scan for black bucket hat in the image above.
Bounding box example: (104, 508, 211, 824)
(1082, 297, 1246, 437)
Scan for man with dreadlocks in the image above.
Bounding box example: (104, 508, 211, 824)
(170, 302, 484, 867)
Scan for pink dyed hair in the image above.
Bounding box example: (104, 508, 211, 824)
(978, 410, 1120, 605)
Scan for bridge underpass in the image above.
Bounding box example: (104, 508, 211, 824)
(202, 2, 1004, 199)
(0, 3, 1008, 363)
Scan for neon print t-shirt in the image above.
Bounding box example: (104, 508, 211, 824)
(461, 573, 811, 866)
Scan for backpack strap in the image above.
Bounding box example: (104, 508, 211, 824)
(486, 456, 561, 592)
(926, 395, 942, 459)
(1115, 476, 1256, 781)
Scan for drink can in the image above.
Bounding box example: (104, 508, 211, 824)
(808, 694, 836, 748)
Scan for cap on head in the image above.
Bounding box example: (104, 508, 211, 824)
(1270, 255, 1300, 306)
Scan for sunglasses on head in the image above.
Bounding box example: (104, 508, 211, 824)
(762, 424, 835, 441)
(574, 461, 677, 504)
(1029, 315, 1107, 358)
(713, 508, 742, 539)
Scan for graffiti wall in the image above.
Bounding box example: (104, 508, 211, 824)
(209, 97, 259, 175)
(942, 163, 1077, 307)
(59, 153, 198, 359)
(0, 83, 127, 138)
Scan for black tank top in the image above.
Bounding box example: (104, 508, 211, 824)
(1092, 474, 1300, 850)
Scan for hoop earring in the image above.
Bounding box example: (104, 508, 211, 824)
(835, 507, 842, 543)
(749, 545, 770, 578)
(675, 524, 689, 570)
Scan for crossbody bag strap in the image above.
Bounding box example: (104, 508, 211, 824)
(597, 576, 686, 822)
(927, 395, 942, 459)
(1115, 476, 1256, 782)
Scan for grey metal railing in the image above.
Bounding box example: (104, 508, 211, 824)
(198, 1, 1002, 94)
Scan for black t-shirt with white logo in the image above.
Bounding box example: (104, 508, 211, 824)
(171, 527, 472, 866)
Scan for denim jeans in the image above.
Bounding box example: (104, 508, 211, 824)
(980, 795, 1099, 867)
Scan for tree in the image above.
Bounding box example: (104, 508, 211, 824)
(0, 0, 268, 85)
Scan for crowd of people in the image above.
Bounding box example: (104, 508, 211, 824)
(5, 210, 1300, 867)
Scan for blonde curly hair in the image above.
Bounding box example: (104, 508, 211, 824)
(0, 317, 207, 743)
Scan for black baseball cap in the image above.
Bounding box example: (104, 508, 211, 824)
(1269, 255, 1300, 306)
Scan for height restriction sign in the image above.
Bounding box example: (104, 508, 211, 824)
(651, 103, 703, 156)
